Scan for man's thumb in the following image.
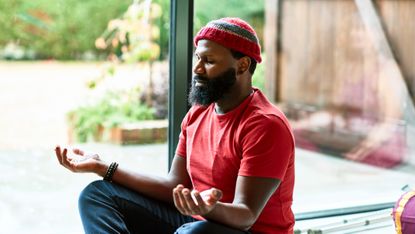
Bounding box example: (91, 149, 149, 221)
(211, 188, 222, 200)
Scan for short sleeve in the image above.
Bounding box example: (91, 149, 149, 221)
(238, 115, 294, 180)
(175, 111, 191, 158)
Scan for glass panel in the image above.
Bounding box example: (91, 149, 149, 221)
(0, 0, 170, 233)
(275, 0, 415, 232)
(194, 0, 415, 233)
(290, 16, 412, 170)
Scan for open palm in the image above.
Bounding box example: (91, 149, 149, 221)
(55, 146, 102, 173)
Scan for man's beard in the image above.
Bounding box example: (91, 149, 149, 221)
(188, 68, 237, 106)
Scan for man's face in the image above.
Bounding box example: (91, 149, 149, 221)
(189, 40, 238, 106)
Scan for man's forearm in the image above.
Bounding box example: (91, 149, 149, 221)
(203, 202, 257, 231)
(95, 162, 177, 203)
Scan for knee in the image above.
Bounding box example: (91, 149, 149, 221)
(176, 221, 247, 234)
(175, 221, 212, 234)
(78, 180, 108, 210)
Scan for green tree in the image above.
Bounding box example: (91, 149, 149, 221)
(95, 0, 166, 107)
(0, 0, 131, 59)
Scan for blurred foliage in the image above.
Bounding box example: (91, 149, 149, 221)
(0, 0, 264, 60)
(68, 0, 169, 144)
(0, 0, 131, 59)
(95, 0, 161, 62)
(95, 0, 168, 62)
(252, 54, 265, 91)
(92, 0, 166, 108)
(67, 89, 155, 142)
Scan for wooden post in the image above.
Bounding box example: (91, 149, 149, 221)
(264, 0, 280, 102)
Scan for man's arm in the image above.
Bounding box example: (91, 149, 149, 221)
(173, 175, 280, 231)
(55, 145, 190, 203)
(209, 176, 281, 230)
(109, 155, 191, 203)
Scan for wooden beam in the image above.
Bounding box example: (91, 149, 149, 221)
(354, 0, 415, 113)
(264, 0, 280, 102)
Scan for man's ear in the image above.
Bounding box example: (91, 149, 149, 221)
(237, 57, 250, 75)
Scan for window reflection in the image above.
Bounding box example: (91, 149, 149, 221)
(283, 12, 413, 170)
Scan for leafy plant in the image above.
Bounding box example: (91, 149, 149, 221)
(0, 0, 132, 60)
(252, 54, 265, 91)
(94, 0, 165, 107)
(67, 89, 155, 142)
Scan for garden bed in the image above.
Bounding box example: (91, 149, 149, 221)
(110, 119, 168, 145)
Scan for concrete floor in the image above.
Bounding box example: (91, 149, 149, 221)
(293, 148, 415, 234)
(0, 143, 169, 234)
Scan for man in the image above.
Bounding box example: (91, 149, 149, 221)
(55, 17, 295, 234)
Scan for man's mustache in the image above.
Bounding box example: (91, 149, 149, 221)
(193, 75, 208, 82)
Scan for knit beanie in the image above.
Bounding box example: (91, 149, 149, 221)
(194, 17, 262, 63)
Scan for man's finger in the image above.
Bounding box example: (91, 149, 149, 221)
(212, 188, 222, 200)
(61, 148, 73, 170)
(73, 148, 84, 156)
(174, 185, 190, 214)
(191, 190, 206, 214)
(173, 187, 186, 214)
(176, 187, 191, 214)
(182, 188, 196, 213)
(206, 188, 222, 205)
(55, 146, 64, 165)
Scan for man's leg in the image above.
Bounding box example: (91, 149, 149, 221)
(175, 221, 251, 234)
(78, 180, 196, 234)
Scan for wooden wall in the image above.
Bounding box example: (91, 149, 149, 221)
(377, 0, 415, 100)
(266, 0, 415, 112)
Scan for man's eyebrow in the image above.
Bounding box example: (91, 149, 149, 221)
(194, 51, 214, 57)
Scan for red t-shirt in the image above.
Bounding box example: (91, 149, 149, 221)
(176, 88, 295, 234)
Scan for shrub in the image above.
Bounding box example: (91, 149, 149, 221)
(67, 89, 155, 142)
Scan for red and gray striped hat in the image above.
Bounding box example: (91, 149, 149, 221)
(194, 17, 262, 63)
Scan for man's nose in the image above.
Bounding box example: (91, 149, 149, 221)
(193, 60, 204, 75)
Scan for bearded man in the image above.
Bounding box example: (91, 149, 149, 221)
(55, 17, 295, 234)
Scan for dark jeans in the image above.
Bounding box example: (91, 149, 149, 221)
(78, 180, 250, 234)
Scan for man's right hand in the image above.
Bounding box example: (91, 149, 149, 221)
(173, 184, 223, 216)
(54, 145, 107, 175)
